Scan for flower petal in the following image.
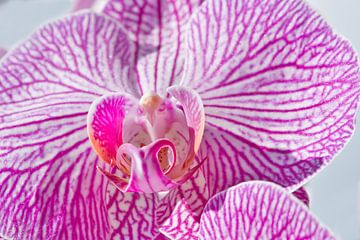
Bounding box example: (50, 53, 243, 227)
(156, 170, 209, 239)
(184, 0, 360, 189)
(87, 93, 138, 164)
(199, 181, 335, 239)
(168, 86, 205, 154)
(106, 182, 159, 239)
(201, 125, 328, 197)
(0, 12, 135, 239)
(158, 199, 200, 240)
(292, 187, 310, 206)
(102, 0, 204, 95)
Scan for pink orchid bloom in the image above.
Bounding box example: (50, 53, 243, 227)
(0, 0, 359, 239)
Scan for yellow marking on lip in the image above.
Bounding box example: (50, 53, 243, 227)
(140, 92, 162, 115)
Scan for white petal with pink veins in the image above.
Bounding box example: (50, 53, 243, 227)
(182, 0, 360, 193)
(199, 181, 335, 239)
(0, 12, 137, 239)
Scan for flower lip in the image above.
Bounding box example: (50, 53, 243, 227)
(87, 86, 205, 193)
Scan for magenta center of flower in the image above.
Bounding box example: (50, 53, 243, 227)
(119, 92, 194, 178)
(87, 87, 205, 193)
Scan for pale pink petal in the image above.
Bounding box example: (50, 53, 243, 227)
(156, 170, 209, 239)
(293, 187, 310, 206)
(0, 12, 136, 238)
(103, 0, 204, 95)
(168, 86, 205, 153)
(184, 0, 360, 190)
(0, 48, 6, 58)
(199, 181, 335, 239)
(106, 182, 159, 239)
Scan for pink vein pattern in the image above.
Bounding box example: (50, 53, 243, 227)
(156, 170, 208, 239)
(182, 0, 360, 195)
(105, 183, 159, 239)
(0, 12, 145, 239)
(292, 187, 310, 206)
(158, 198, 200, 239)
(199, 181, 335, 239)
(103, 0, 204, 95)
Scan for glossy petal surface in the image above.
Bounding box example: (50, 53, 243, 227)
(199, 181, 335, 240)
(103, 0, 204, 95)
(0, 12, 135, 239)
(185, 0, 360, 191)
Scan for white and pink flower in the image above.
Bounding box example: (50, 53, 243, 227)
(0, 0, 359, 239)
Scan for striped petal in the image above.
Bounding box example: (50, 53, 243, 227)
(0, 12, 136, 239)
(102, 0, 204, 95)
(199, 181, 335, 239)
(106, 181, 159, 239)
(156, 170, 209, 239)
(183, 0, 360, 190)
(158, 199, 200, 240)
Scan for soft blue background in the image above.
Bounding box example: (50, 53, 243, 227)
(0, 0, 359, 239)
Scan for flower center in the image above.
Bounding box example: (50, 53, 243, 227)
(120, 92, 194, 179)
(87, 86, 205, 193)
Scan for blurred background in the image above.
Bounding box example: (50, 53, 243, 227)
(0, 0, 359, 239)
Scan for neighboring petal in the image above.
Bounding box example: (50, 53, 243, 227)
(106, 181, 160, 239)
(0, 12, 135, 239)
(293, 187, 310, 206)
(87, 93, 138, 163)
(184, 0, 360, 189)
(199, 181, 335, 239)
(102, 0, 204, 95)
(157, 170, 209, 239)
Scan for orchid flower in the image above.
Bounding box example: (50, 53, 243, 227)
(0, 0, 359, 239)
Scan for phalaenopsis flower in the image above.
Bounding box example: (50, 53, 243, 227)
(0, 0, 359, 239)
